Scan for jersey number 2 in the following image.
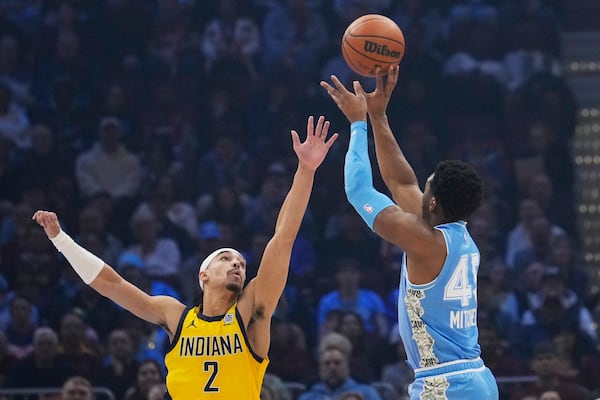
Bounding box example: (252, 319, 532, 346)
(443, 254, 477, 306)
(203, 361, 219, 392)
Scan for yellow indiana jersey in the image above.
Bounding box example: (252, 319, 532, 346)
(165, 303, 268, 399)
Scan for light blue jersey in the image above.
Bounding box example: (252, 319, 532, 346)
(398, 221, 498, 399)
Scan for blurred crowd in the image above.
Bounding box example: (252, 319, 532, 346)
(0, 0, 596, 399)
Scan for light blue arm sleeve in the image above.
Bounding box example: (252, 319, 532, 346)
(344, 121, 395, 230)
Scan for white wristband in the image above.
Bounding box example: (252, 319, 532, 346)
(50, 230, 105, 284)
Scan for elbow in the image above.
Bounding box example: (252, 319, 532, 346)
(344, 167, 360, 200)
(268, 232, 295, 251)
(344, 174, 364, 208)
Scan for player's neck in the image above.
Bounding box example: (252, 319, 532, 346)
(201, 291, 237, 316)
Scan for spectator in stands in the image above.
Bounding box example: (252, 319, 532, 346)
(124, 208, 181, 285)
(547, 235, 590, 303)
(147, 383, 166, 400)
(510, 342, 590, 400)
(260, 0, 329, 76)
(299, 333, 382, 400)
(32, 76, 90, 154)
(317, 258, 388, 337)
(124, 359, 163, 400)
(0, 273, 39, 331)
(477, 266, 520, 339)
(118, 252, 181, 300)
(539, 391, 561, 400)
(512, 266, 596, 359)
(0, 330, 17, 386)
(61, 375, 94, 400)
(0, 82, 30, 149)
(505, 199, 564, 270)
(261, 373, 293, 400)
(0, 33, 32, 107)
(133, 174, 196, 255)
(6, 327, 73, 388)
(121, 315, 166, 370)
(337, 393, 365, 400)
(17, 124, 73, 193)
(200, 0, 261, 75)
(380, 332, 413, 396)
(478, 323, 527, 378)
(198, 133, 253, 195)
(75, 116, 142, 201)
(319, 207, 382, 281)
(76, 203, 123, 267)
(4, 294, 36, 360)
(268, 313, 315, 384)
(98, 329, 139, 400)
(336, 311, 389, 383)
(57, 311, 101, 382)
(69, 284, 124, 341)
(552, 325, 600, 390)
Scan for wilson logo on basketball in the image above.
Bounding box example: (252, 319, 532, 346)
(363, 41, 401, 59)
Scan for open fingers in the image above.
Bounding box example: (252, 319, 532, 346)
(306, 115, 314, 138)
(320, 120, 330, 139)
(314, 116, 325, 138)
(375, 67, 384, 93)
(320, 81, 341, 104)
(330, 75, 351, 95)
(386, 65, 400, 96)
(325, 132, 339, 148)
(353, 81, 366, 99)
(291, 130, 301, 147)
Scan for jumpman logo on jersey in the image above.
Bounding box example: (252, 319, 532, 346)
(186, 320, 197, 329)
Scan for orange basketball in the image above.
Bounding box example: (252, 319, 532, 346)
(341, 14, 405, 77)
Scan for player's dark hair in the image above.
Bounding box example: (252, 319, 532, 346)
(430, 160, 483, 222)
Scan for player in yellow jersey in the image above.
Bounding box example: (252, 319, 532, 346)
(32, 115, 338, 399)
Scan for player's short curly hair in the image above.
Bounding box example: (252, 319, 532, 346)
(430, 160, 483, 221)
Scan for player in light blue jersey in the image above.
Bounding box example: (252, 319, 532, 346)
(321, 66, 498, 399)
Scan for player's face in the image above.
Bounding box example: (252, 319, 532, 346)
(207, 251, 247, 294)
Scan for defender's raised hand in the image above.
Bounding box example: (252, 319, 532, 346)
(320, 76, 367, 123)
(291, 115, 338, 171)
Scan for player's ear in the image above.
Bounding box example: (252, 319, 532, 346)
(430, 197, 437, 211)
(199, 271, 208, 287)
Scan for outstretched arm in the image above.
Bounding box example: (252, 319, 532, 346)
(249, 116, 337, 314)
(32, 211, 185, 338)
(366, 66, 423, 216)
(241, 116, 337, 358)
(321, 76, 445, 283)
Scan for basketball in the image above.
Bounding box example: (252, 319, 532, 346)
(341, 14, 405, 78)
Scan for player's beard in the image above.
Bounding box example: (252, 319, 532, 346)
(225, 282, 242, 295)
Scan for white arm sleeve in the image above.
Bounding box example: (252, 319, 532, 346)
(50, 230, 105, 284)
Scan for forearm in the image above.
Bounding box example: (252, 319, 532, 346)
(344, 121, 395, 230)
(273, 163, 315, 241)
(50, 230, 106, 284)
(370, 114, 419, 187)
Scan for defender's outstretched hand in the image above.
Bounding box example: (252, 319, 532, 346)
(320, 76, 367, 123)
(32, 210, 61, 239)
(291, 115, 338, 171)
